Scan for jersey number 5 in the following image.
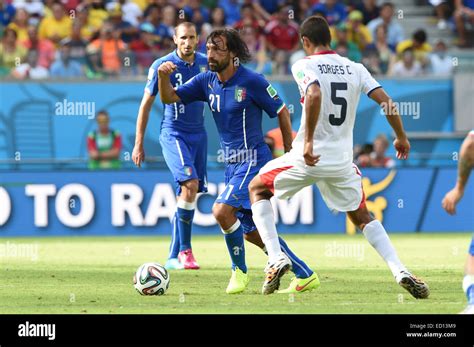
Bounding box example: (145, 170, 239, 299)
(329, 82, 347, 126)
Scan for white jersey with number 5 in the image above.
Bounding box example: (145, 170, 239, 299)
(290, 50, 381, 176)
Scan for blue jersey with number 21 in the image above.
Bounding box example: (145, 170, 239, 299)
(175, 65, 285, 161)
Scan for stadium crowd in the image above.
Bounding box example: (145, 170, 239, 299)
(0, 0, 466, 79)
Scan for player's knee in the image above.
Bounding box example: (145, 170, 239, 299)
(212, 203, 229, 224)
(249, 176, 271, 201)
(180, 179, 199, 200)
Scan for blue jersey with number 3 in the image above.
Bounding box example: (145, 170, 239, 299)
(175, 65, 285, 161)
(145, 50, 208, 132)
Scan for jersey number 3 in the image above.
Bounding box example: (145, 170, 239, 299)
(329, 82, 347, 126)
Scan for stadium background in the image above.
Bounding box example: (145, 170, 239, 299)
(0, 0, 473, 237)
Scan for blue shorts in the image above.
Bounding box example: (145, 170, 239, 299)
(469, 236, 474, 256)
(215, 147, 272, 234)
(159, 128, 208, 196)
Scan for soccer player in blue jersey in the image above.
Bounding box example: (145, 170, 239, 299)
(442, 130, 474, 314)
(132, 22, 208, 270)
(157, 28, 316, 294)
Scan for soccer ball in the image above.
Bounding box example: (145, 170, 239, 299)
(133, 262, 170, 295)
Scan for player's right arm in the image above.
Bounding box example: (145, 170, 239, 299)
(442, 132, 474, 215)
(132, 91, 155, 167)
(303, 83, 322, 166)
(291, 59, 321, 166)
(369, 87, 410, 160)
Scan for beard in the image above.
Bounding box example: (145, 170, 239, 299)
(208, 57, 230, 72)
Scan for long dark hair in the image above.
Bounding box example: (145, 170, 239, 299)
(206, 28, 251, 64)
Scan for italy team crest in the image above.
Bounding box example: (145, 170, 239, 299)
(235, 87, 246, 102)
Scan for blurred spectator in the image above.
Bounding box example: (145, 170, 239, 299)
(429, 0, 451, 29)
(23, 24, 56, 68)
(367, 2, 403, 47)
(218, 0, 241, 25)
(355, 143, 373, 167)
(331, 22, 362, 62)
(75, 8, 98, 41)
(234, 4, 263, 34)
(12, 49, 49, 79)
(240, 25, 272, 74)
(346, 10, 373, 50)
(87, 22, 127, 76)
(108, 4, 138, 43)
(210, 6, 226, 28)
(429, 40, 454, 75)
(87, 110, 122, 170)
(293, 0, 312, 23)
(259, 0, 284, 15)
(38, 2, 72, 45)
(129, 22, 157, 73)
(0, 28, 27, 77)
(356, 0, 380, 24)
(363, 24, 395, 75)
(0, 0, 16, 27)
(184, 0, 210, 23)
(370, 134, 395, 168)
(106, 0, 143, 27)
(396, 29, 431, 68)
(390, 47, 423, 76)
(87, 0, 108, 32)
(144, 5, 173, 51)
(12, 0, 44, 18)
(7, 8, 29, 43)
(454, 0, 474, 47)
(264, 4, 299, 73)
(50, 43, 84, 78)
(61, 21, 88, 65)
(311, 0, 348, 26)
(266, 127, 297, 158)
(162, 5, 177, 33)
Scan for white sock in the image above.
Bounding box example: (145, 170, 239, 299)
(463, 275, 474, 294)
(251, 199, 282, 262)
(363, 220, 407, 279)
(177, 199, 196, 210)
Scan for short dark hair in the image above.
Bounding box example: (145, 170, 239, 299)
(299, 15, 331, 46)
(413, 29, 427, 43)
(174, 21, 197, 34)
(380, 2, 394, 10)
(206, 28, 251, 63)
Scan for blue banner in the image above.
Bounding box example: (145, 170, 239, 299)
(0, 168, 472, 236)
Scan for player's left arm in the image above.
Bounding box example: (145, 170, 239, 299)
(251, 75, 292, 152)
(277, 106, 293, 153)
(442, 133, 474, 215)
(369, 87, 410, 160)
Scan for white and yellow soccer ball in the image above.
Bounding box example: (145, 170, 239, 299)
(133, 263, 170, 295)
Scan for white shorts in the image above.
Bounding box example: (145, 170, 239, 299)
(259, 153, 365, 212)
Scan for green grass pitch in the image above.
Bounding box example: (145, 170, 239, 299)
(0, 233, 470, 314)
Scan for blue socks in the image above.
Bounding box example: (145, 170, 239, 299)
(176, 206, 195, 252)
(169, 199, 196, 258)
(467, 284, 474, 305)
(279, 237, 313, 279)
(223, 220, 247, 273)
(168, 212, 180, 259)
